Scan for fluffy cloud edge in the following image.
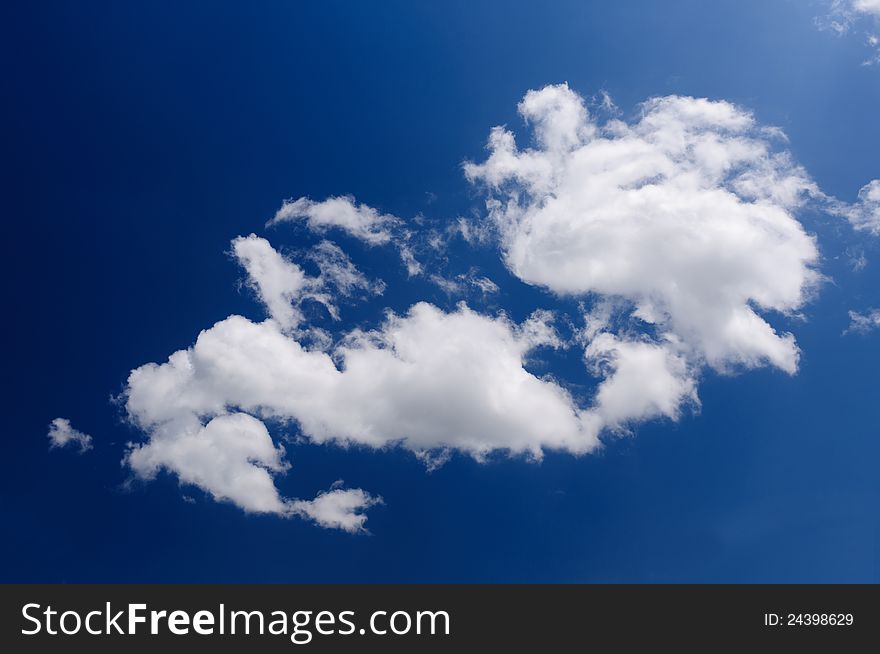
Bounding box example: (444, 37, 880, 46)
(466, 83, 821, 381)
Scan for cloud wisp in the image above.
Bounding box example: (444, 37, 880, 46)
(830, 179, 880, 235)
(819, 0, 880, 64)
(48, 418, 93, 453)
(845, 308, 880, 334)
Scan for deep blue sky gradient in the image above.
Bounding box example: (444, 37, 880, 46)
(2, 0, 878, 582)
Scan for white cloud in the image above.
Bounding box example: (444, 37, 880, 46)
(832, 179, 880, 234)
(309, 240, 385, 300)
(267, 195, 434, 279)
(471, 276, 499, 294)
(269, 196, 398, 245)
(124, 304, 599, 463)
(455, 216, 494, 246)
(126, 412, 291, 514)
(466, 84, 820, 380)
(117, 85, 847, 526)
(821, 1, 880, 30)
(290, 487, 382, 534)
(124, 411, 379, 529)
(429, 270, 500, 297)
(48, 418, 93, 452)
(854, 0, 880, 17)
(397, 242, 424, 276)
(121, 300, 606, 520)
(232, 234, 313, 331)
(428, 274, 464, 295)
(845, 308, 880, 334)
(820, 1, 880, 63)
(585, 333, 698, 429)
(232, 234, 379, 330)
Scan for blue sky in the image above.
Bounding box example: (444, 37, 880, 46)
(2, 0, 879, 582)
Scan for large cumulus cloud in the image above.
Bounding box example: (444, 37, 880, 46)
(115, 84, 845, 529)
(466, 84, 821, 379)
(123, 297, 601, 517)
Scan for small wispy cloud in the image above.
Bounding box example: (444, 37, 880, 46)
(844, 308, 880, 334)
(48, 418, 93, 453)
(817, 1, 880, 65)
